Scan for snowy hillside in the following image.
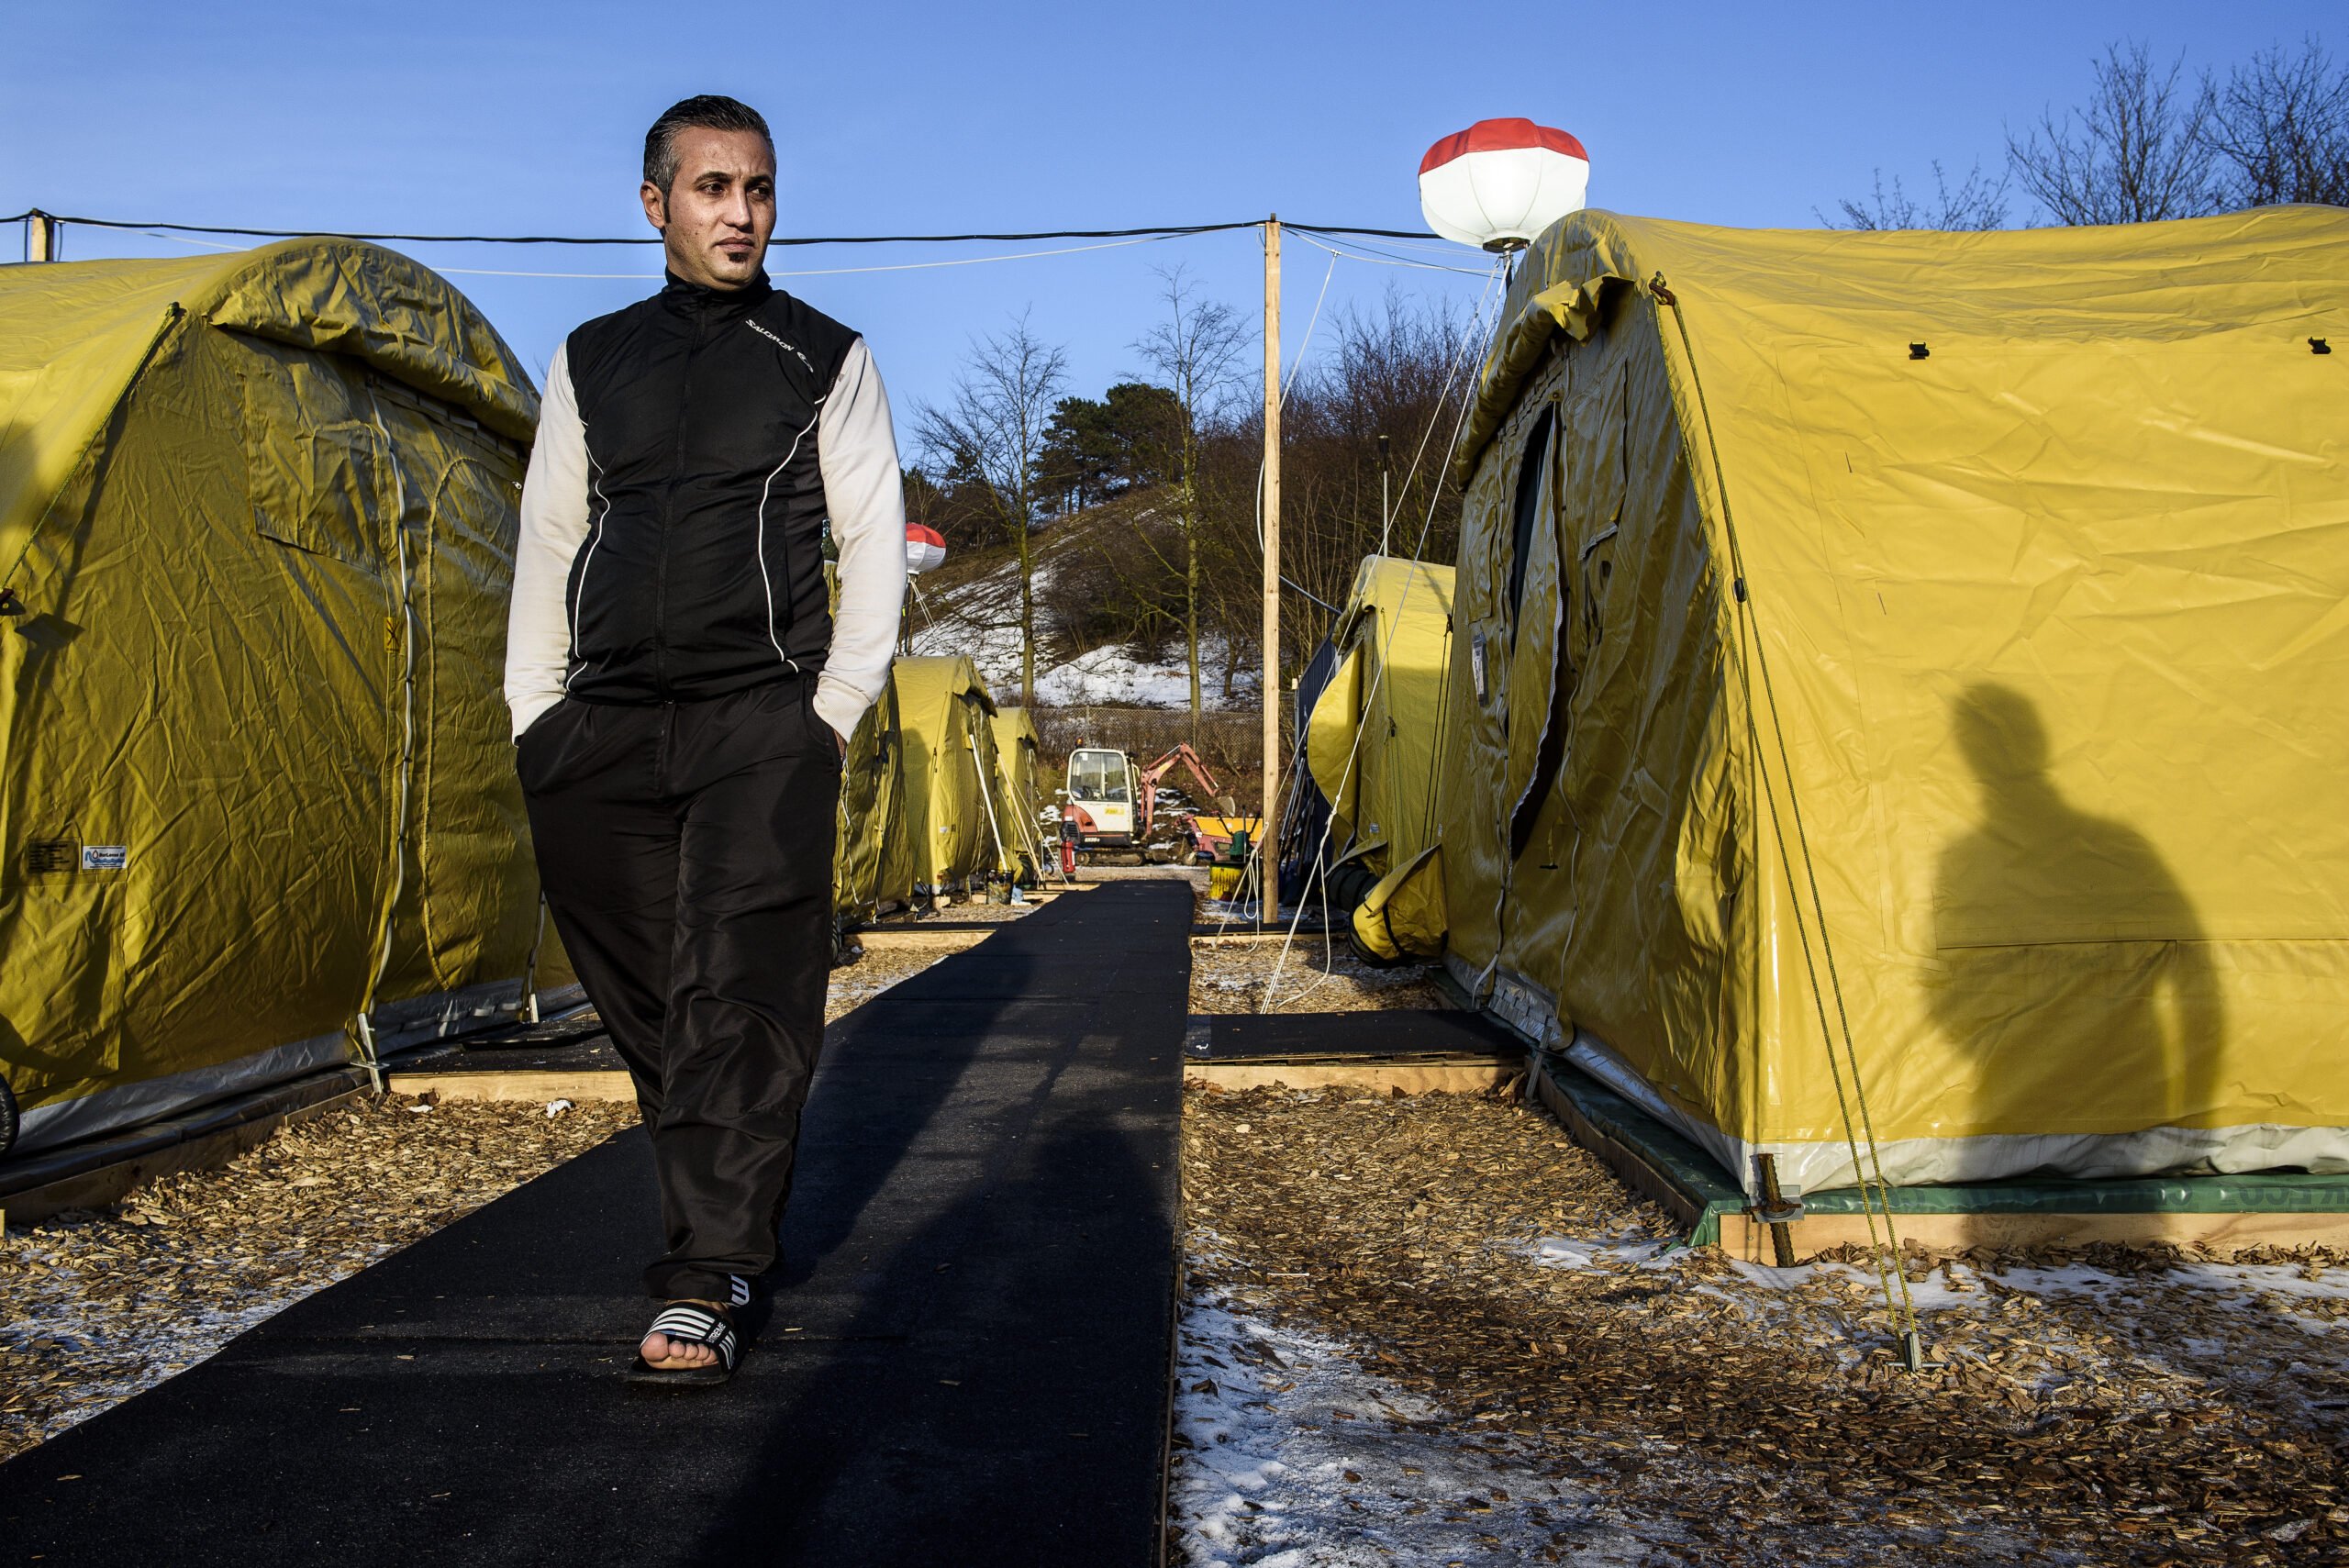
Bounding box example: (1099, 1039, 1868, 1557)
(903, 501, 1258, 709)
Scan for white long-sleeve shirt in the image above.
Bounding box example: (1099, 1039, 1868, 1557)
(502, 336, 907, 741)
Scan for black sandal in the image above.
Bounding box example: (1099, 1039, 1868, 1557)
(627, 1301, 740, 1387)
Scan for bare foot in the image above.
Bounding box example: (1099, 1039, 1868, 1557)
(640, 1299, 727, 1370)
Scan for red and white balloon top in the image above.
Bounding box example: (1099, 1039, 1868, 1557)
(905, 522, 946, 575)
(1418, 119, 1591, 251)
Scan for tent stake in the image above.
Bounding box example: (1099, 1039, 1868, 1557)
(351, 1014, 384, 1095)
(1754, 1152, 1798, 1267)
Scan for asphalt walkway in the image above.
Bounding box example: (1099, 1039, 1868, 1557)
(0, 881, 1191, 1566)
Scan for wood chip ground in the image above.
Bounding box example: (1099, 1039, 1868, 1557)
(0, 1095, 637, 1462)
(0, 931, 1002, 1462)
(1178, 1084, 2349, 1565)
(1190, 941, 1453, 1015)
(826, 940, 974, 1019)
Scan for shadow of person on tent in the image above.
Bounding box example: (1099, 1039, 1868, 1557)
(1930, 683, 2223, 1151)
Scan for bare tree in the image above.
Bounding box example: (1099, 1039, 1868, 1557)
(1132, 265, 1249, 740)
(1198, 289, 1481, 691)
(1823, 161, 2009, 230)
(2207, 39, 2349, 207)
(915, 313, 1067, 705)
(2007, 41, 2221, 225)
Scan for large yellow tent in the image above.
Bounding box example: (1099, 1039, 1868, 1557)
(0, 240, 562, 1156)
(1302, 556, 1453, 960)
(990, 706, 1048, 881)
(889, 655, 1006, 897)
(1439, 205, 2349, 1195)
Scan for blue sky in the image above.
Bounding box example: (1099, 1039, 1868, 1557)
(4, 1, 2337, 444)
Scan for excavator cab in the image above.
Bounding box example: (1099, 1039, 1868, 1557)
(1064, 747, 1136, 847)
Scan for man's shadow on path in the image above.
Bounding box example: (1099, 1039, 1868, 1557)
(697, 880, 1187, 1563)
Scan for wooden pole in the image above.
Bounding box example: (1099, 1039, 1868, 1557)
(26, 210, 55, 263)
(1259, 216, 1281, 929)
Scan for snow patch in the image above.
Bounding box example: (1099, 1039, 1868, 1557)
(907, 546, 1256, 709)
(1172, 1284, 1652, 1566)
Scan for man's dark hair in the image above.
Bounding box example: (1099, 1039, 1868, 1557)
(643, 95, 773, 195)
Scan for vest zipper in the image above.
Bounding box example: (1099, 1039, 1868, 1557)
(656, 307, 713, 695)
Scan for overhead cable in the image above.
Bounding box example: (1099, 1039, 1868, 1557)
(7, 209, 1443, 248)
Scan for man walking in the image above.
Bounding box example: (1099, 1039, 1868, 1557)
(504, 95, 907, 1385)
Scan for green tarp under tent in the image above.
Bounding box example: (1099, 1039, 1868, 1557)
(990, 706, 1047, 883)
(1435, 205, 2349, 1199)
(1301, 555, 1454, 962)
(889, 655, 1008, 898)
(0, 239, 566, 1157)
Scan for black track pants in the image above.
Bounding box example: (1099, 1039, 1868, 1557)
(517, 679, 840, 1302)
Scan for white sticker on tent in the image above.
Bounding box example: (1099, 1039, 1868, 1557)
(81, 844, 128, 871)
(1470, 631, 1489, 703)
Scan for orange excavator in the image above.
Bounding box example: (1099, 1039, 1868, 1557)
(1060, 743, 1259, 866)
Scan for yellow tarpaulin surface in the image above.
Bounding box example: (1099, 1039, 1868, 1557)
(834, 675, 905, 926)
(1304, 556, 1454, 959)
(991, 706, 1047, 879)
(889, 655, 1004, 894)
(1439, 206, 2349, 1193)
(0, 240, 556, 1154)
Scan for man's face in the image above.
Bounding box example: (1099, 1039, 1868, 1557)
(641, 127, 776, 291)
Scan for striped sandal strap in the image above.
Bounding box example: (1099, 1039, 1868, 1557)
(645, 1304, 738, 1370)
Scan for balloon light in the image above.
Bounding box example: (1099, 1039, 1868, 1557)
(905, 522, 947, 574)
(1418, 119, 1590, 252)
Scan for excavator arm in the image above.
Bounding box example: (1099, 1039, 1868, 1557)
(1140, 744, 1236, 814)
(1136, 744, 1245, 857)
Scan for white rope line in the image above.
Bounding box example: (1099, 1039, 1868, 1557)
(115, 221, 1484, 280)
(1257, 260, 1505, 1009)
(1218, 250, 1505, 946)
(1291, 228, 1496, 276)
(1253, 276, 1497, 992)
(139, 228, 247, 253)
(1206, 245, 1341, 938)
(431, 267, 662, 279)
(1257, 316, 1492, 1005)
(429, 233, 1183, 281)
(355, 387, 419, 1067)
(1336, 233, 1491, 259)
(124, 224, 1181, 277)
(1285, 252, 1339, 402)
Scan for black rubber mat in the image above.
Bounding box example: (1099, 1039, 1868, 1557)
(0, 882, 1192, 1567)
(425, 1035, 628, 1073)
(1195, 1006, 1525, 1062)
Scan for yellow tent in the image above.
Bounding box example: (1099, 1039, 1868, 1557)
(0, 240, 562, 1155)
(834, 674, 906, 928)
(1439, 206, 2349, 1195)
(889, 655, 1006, 896)
(1302, 556, 1454, 961)
(990, 706, 1047, 881)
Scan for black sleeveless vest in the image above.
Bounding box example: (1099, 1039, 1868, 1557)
(560, 272, 857, 703)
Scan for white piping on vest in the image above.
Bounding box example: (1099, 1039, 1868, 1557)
(755, 397, 825, 673)
(566, 436, 612, 691)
